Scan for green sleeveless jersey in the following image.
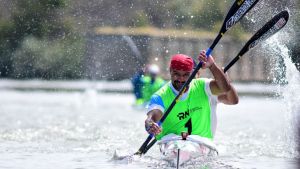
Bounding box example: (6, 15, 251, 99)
(155, 79, 212, 140)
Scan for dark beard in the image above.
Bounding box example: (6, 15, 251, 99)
(173, 80, 185, 91)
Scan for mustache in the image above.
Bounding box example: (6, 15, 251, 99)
(173, 80, 189, 91)
(174, 80, 186, 85)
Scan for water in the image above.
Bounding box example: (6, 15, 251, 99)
(0, 86, 298, 169)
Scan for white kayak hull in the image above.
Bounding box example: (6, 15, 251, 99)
(158, 134, 218, 166)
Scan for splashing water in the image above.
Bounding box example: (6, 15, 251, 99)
(261, 31, 300, 158)
(244, 0, 300, 157)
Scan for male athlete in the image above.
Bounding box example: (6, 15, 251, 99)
(145, 50, 238, 140)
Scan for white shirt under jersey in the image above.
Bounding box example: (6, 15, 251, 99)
(147, 78, 219, 137)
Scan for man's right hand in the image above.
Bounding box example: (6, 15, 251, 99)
(145, 119, 162, 135)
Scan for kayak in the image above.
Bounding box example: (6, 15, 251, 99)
(157, 134, 218, 168)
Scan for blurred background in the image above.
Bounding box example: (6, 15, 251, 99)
(0, 1, 299, 169)
(0, 0, 299, 81)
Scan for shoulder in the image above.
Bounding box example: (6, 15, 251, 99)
(191, 78, 210, 89)
(193, 78, 217, 98)
(192, 78, 209, 84)
(147, 94, 165, 114)
(202, 78, 218, 101)
(149, 94, 163, 103)
(155, 81, 170, 95)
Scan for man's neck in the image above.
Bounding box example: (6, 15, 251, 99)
(170, 82, 189, 93)
(169, 82, 189, 100)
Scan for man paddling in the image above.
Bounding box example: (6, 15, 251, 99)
(145, 51, 238, 140)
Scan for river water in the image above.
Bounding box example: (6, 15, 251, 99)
(0, 83, 298, 169)
(1, 26, 299, 169)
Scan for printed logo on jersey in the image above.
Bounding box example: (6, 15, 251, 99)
(177, 106, 202, 120)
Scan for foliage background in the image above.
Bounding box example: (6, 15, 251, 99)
(0, 0, 298, 79)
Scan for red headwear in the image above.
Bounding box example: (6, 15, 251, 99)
(169, 54, 194, 71)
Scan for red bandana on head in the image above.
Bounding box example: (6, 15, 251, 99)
(169, 54, 194, 71)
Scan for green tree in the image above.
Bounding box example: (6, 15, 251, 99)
(12, 0, 67, 39)
(191, 0, 223, 30)
(0, 21, 15, 77)
(12, 36, 84, 79)
(0, 0, 85, 79)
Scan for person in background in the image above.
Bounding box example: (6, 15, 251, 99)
(141, 64, 165, 104)
(131, 64, 165, 106)
(144, 51, 238, 141)
(131, 68, 144, 105)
